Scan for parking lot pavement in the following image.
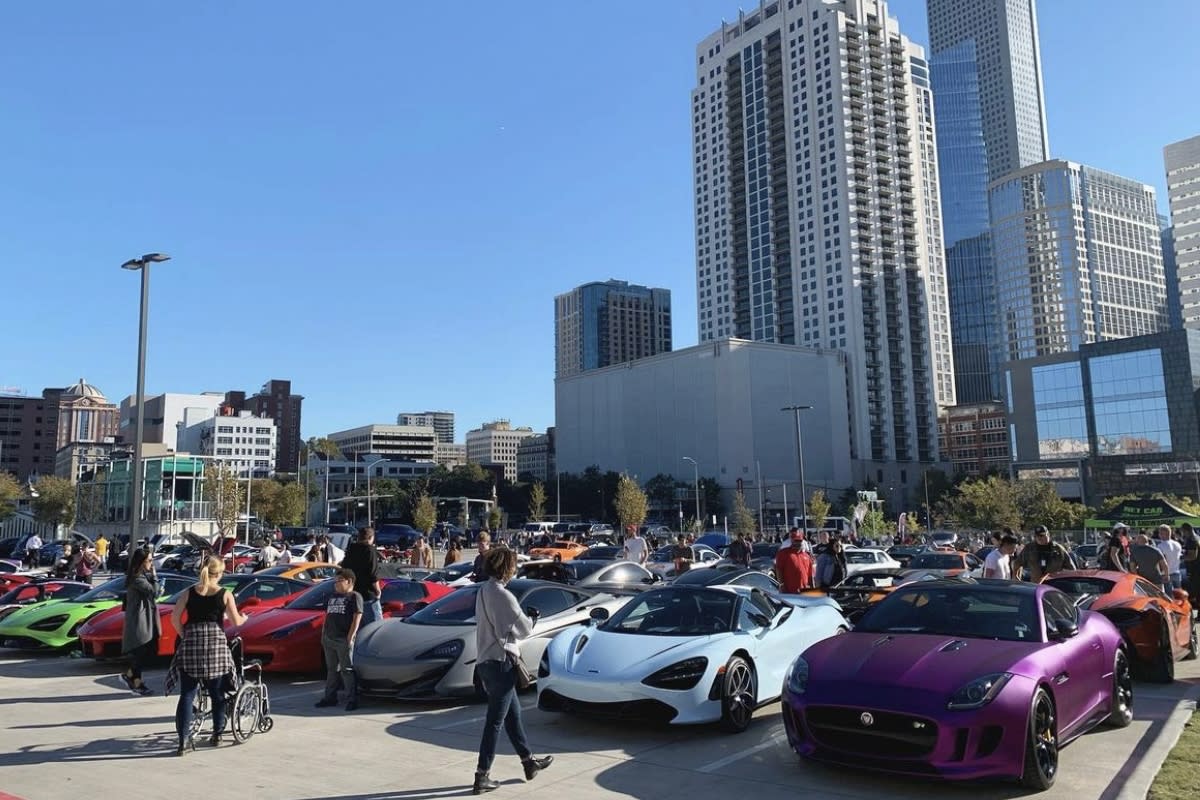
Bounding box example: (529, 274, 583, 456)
(0, 652, 1196, 800)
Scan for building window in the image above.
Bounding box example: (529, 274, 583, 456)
(1032, 362, 1088, 459)
(1089, 349, 1172, 454)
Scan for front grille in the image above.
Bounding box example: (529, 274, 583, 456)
(357, 665, 451, 697)
(805, 706, 937, 758)
(538, 689, 677, 724)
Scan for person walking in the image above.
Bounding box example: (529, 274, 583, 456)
(341, 527, 383, 627)
(95, 534, 109, 572)
(983, 535, 1018, 579)
(1100, 524, 1131, 571)
(1016, 526, 1071, 582)
(411, 536, 434, 569)
(120, 548, 159, 696)
(775, 531, 815, 592)
(671, 534, 693, 575)
(1155, 524, 1184, 591)
(471, 532, 492, 581)
(23, 533, 42, 569)
(622, 527, 648, 566)
(472, 547, 553, 794)
(727, 531, 752, 568)
(815, 538, 847, 589)
(315, 568, 363, 712)
(167, 556, 247, 755)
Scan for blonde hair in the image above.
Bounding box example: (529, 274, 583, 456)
(198, 556, 224, 592)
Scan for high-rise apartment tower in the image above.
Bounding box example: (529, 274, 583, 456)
(1165, 135, 1200, 327)
(693, 0, 953, 465)
(555, 280, 672, 379)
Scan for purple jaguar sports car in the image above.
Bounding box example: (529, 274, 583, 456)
(781, 579, 1132, 791)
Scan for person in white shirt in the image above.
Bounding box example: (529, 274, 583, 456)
(622, 529, 648, 565)
(24, 534, 43, 569)
(258, 541, 280, 571)
(983, 535, 1018, 580)
(1156, 524, 1184, 590)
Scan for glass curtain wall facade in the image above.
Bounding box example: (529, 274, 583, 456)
(1088, 350, 1171, 455)
(554, 280, 672, 379)
(1031, 362, 1088, 459)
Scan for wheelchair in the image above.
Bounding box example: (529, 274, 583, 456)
(188, 636, 274, 743)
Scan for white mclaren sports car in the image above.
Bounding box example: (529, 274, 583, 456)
(353, 579, 630, 699)
(536, 584, 847, 732)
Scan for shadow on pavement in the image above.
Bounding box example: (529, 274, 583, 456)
(288, 781, 523, 800)
(10, 715, 175, 729)
(0, 733, 178, 766)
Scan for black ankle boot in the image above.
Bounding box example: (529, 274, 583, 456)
(472, 773, 499, 794)
(208, 733, 222, 747)
(176, 736, 194, 756)
(523, 755, 553, 781)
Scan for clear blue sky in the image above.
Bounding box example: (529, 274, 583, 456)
(2, 1, 1196, 442)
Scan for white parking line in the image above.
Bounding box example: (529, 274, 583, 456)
(697, 731, 786, 773)
(432, 702, 538, 730)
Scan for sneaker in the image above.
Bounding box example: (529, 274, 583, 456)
(472, 773, 499, 795)
(120, 673, 136, 691)
(132, 684, 154, 696)
(522, 755, 554, 781)
(314, 697, 338, 708)
(344, 700, 358, 711)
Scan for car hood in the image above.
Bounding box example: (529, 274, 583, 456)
(557, 626, 716, 676)
(78, 606, 125, 634)
(804, 631, 1048, 688)
(0, 597, 116, 629)
(228, 607, 323, 639)
(357, 618, 474, 659)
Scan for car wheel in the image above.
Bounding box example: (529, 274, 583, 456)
(1186, 621, 1198, 661)
(718, 656, 757, 734)
(1105, 649, 1134, 728)
(1147, 618, 1176, 683)
(1020, 688, 1058, 791)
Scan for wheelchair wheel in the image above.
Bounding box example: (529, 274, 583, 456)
(259, 715, 274, 733)
(189, 690, 210, 739)
(230, 684, 262, 743)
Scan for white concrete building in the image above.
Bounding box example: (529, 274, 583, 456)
(555, 339, 854, 503)
(1165, 135, 1200, 327)
(396, 411, 455, 444)
(435, 442, 467, 468)
(195, 411, 277, 478)
(466, 421, 536, 481)
(327, 424, 438, 462)
(119, 392, 225, 451)
(305, 456, 440, 524)
(692, 0, 953, 471)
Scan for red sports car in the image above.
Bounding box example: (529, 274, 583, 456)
(0, 573, 33, 593)
(1045, 569, 1197, 682)
(78, 573, 310, 659)
(227, 579, 454, 672)
(0, 580, 92, 622)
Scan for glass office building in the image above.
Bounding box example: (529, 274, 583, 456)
(554, 280, 672, 379)
(927, 0, 1050, 403)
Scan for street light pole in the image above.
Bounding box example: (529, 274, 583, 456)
(121, 253, 170, 546)
(681, 457, 700, 531)
(366, 457, 385, 526)
(782, 405, 812, 532)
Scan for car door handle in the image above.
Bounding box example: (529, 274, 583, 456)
(1054, 672, 1069, 686)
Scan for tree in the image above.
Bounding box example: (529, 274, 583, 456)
(643, 474, 679, 512)
(0, 472, 20, 519)
(203, 462, 245, 539)
(731, 491, 757, 537)
(942, 476, 1020, 531)
(248, 479, 280, 525)
(528, 482, 547, 522)
(1014, 479, 1088, 531)
(805, 489, 831, 532)
(32, 476, 75, 528)
(488, 506, 502, 531)
(860, 508, 895, 537)
(413, 493, 436, 534)
(614, 474, 648, 533)
(306, 437, 342, 460)
(271, 482, 307, 527)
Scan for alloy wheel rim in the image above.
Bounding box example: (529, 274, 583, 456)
(726, 662, 754, 727)
(1116, 656, 1133, 717)
(1034, 697, 1057, 778)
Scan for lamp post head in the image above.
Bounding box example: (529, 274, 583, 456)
(781, 405, 814, 412)
(121, 253, 171, 270)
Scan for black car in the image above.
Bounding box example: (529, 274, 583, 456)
(375, 523, 420, 551)
(517, 559, 660, 594)
(578, 545, 623, 560)
(886, 545, 929, 568)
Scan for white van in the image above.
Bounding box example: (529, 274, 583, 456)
(521, 522, 557, 536)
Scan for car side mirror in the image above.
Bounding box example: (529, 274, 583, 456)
(524, 605, 541, 623)
(589, 606, 610, 625)
(1051, 619, 1079, 640)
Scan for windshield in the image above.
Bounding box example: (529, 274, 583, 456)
(581, 546, 621, 560)
(73, 576, 127, 603)
(751, 543, 777, 558)
(284, 580, 336, 611)
(406, 586, 479, 625)
(1044, 576, 1116, 597)
(856, 586, 1039, 642)
(844, 551, 879, 564)
(601, 588, 735, 636)
(909, 553, 964, 570)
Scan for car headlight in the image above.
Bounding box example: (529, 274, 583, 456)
(29, 615, 69, 632)
(786, 656, 810, 695)
(947, 672, 1012, 710)
(642, 657, 708, 690)
(415, 639, 464, 661)
(538, 648, 551, 678)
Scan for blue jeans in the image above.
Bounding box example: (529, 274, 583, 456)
(360, 597, 383, 627)
(476, 659, 531, 774)
(176, 672, 226, 745)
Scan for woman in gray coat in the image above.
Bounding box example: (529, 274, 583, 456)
(121, 548, 160, 696)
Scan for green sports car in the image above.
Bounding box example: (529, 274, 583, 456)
(0, 573, 192, 650)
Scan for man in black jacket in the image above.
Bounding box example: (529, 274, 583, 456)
(341, 528, 382, 626)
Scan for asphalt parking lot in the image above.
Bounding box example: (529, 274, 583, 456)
(0, 650, 1196, 800)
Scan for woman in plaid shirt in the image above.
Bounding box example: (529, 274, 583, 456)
(167, 556, 246, 755)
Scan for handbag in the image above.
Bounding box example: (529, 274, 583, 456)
(508, 652, 533, 691)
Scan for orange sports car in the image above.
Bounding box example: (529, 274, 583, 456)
(527, 540, 588, 562)
(1044, 570, 1197, 682)
(253, 562, 340, 582)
